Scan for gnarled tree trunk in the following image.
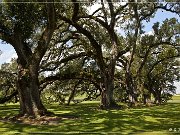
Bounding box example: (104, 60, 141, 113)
(100, 70, 116, 109)
(17, 60, 49, 117)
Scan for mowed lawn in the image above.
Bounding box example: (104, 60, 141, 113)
(0, 95, 180, 135)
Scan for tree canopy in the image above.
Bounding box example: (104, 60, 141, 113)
(0, 0, 179, 117)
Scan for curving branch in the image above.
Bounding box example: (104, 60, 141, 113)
(34, 0, 56, 64)
(72, 0, 79, 22)
(0, 90, 18, 104)
(148, 54, 180, 76)
(156, 3, 180, 15)
(0, 23, 14, 45)
(40, 52, 89, 72)
(59, 14, 106, 72)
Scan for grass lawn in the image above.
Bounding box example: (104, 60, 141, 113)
(0, 95, 180, 135)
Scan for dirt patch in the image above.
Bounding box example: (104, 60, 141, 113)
(0, 115, 78, 125)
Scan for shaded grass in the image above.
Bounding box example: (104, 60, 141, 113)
(0, 99, 180, 134)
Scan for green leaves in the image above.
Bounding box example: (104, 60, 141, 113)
(1, 1, 47, 44)
(1, 0, 179, 105)
(0, 59, 17, 103)
(151, 18, 179, 45)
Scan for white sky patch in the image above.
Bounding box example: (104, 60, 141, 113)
(6, 52, 17, 63)
(87, 2, 102, 15)
(145, 30, 154, 35)
(0, 49, 17, 64)
(0, 40, 17, 65)
(174, 82, 180, 94)
(123, 51, 130, 57)
(87, 1, 127, 16)
(141, 30, 154, 36)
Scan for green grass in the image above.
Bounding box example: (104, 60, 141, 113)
(168, 94, 180, 103)
(0, 97, 180, 135)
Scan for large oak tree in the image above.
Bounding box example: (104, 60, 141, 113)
(0, 0, 56, 117)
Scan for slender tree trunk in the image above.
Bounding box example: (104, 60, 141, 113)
(143, 94, 146, 104)
(67, 86, 77, 105)
(143, 94, 148, 104)
(154, 90, 162, 104)
(67, 80, 82, 105)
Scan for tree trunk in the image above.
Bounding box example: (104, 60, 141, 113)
(67, 80, 82, 105)
(17, 62, 49, 117)
(154, 90, 162, 105)
(143, 94, 150, 104)
(125, 72, 138, 105)
(100, 73, 116, 109)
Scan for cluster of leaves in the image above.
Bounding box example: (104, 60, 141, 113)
(0, 58, 18, 103)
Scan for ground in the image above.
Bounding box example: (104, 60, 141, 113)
(0, 95, 180, 135)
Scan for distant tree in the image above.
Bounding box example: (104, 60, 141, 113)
(0, 59, 18, 104)
(131, 18, 180, 104)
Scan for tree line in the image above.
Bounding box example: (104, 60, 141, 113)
(0, 0, 179, 118)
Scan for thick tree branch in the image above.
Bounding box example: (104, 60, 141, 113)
(0, 90, 18, 104)
(101, 0, 108, 23)
(156, 4, 180, 15)
(40, 52, 88, 72)
(0, 23, 14, 45)
(115, 3, 128, 16)
(59, 15, 106, 72)
(107, 0, 115, 28)
(148, 54, 180, 76)
(34, 0, 56, 64)
(40, 73, 101, 93)
(72, 0, 79, 22)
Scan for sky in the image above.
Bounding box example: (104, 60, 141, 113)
(0, 3, 180, 93)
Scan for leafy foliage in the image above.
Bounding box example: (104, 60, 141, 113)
(0, 59, 18, 103)
(0, 0, 179, 107)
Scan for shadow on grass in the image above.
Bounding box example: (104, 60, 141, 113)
(0, 102, 180, 134)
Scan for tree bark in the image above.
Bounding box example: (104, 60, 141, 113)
(125, 71, 138, 105)
(154, 90, 162, 104)
(100, 72, 116, 109)
(17, 61, 49, 117)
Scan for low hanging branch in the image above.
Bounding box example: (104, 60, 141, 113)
(0, 91, 18, 104)
(40, 52, 90, 72)
(148, 54, 180, 76)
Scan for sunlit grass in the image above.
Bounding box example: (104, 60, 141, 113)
(168, 94, 180, 103)
(0, 97, 180, 135)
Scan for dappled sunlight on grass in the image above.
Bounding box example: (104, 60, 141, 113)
(0, 103, 19, 118)
(0, 99, 180, 134)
